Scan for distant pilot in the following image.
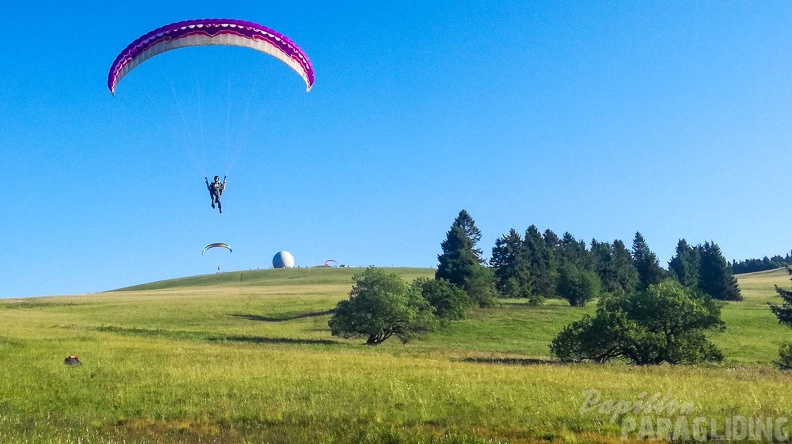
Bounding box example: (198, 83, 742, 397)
(205, 176, 226, 213)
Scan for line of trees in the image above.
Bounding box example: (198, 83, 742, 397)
(730, 252, 792, 274)
(428, 210, 710, 308)
(327, 209, 753, 366)
(489, 220, 741, 305)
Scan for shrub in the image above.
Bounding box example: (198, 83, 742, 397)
(413, 277, 471, 323)
(550, 282, 725, 365)
(556, 263, 601, 307)
(329, 268, 438, 345)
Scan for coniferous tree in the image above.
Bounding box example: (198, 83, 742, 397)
(436, 210, 484, 285)
(451, 209, 483, 258)
(591, 239, 618, 293)
(543, 229, 562, 295)
(436, 210, 495, 307)
(543, 229, 560, 250)
(668, 239, 700, 288)
(771, 267, 792, 328)
(490, 229, 531, 298)
(436, 224, 478, 288)
(632, 232, 666, 290)
(524, 225, 555, 300)
(612, 239, 639, 292)
(697, 242, 742, 301)
(490, 229, 518, 290)
(558, 232, 592, 271)
(770, 267, 792, 369)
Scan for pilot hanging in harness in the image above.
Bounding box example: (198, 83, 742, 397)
(205, 176, 226, 213)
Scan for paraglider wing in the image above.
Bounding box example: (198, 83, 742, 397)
(202, 243, 232, 255)
(324, 259, 338, 267)
(108, 18, 314, 95)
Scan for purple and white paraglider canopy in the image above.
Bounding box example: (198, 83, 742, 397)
(108, 18, 314, 95)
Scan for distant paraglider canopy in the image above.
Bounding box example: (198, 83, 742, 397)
(324, 259, 338, 267)
(202, 243, 232, 255)
(108, 18, 314, 95)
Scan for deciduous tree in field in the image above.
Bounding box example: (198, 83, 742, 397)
(413, 277, 471, 324)
(329, 268, 438, 345)
(463, 265, 498, 308)
(551, 281, 725, 365)
(555, 262, 601, 307)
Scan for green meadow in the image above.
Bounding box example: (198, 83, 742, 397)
(0, 267, 790, 443)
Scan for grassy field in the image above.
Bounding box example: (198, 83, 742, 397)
(0, 267, 790, 443)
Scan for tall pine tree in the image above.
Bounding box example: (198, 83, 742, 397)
(770, 267, 792, 369)
(612, 239, 639, 292)
(771, 267, 792, 327)
(632, 232, 665, 290)
(524, 225, 554, 299)
(668, 239, 700, 288)
(490, 229, 531, 298)
(591, 239, 617, 293)
(697, 242, 742, 301)
(452, 209, 482, 258)
(436, 210, 495, 307)
(558, 232, 592, 271)
(437, 227, 479, 287)
(543, 229, 560, 250)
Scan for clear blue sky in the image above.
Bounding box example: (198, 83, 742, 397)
(3, 1, 792, 297)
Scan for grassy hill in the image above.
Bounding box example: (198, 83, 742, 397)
(114, 266, 435, 291)
(0, 267, 789, 443)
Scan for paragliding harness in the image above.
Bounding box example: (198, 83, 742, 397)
(64, 355, 82, 366)
(205, 176, 226, 213)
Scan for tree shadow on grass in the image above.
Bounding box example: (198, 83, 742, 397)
(498, 300, 535, 306)
(209, 336, 338, 346)
(94, 325, 339, 346)
(462, 356, 558, 366)
(3, 301, 95, 309)
(231, 309, 335, 323)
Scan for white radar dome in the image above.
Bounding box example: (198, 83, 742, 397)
(272, 251, 295, 268)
